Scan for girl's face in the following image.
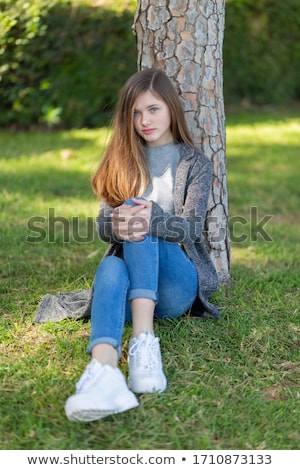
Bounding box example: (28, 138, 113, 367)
(133, 90, 173, 147)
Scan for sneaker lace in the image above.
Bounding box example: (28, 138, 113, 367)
(129, 333, 160, 370)
(76, 360, 100, 393)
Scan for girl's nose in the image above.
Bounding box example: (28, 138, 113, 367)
(141, 113, 150, 126)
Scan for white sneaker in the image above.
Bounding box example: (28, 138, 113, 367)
(128, 332, 167, 394)
(65, 359, 139, 422)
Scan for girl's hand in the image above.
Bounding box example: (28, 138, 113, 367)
(111, 199, 152, 241)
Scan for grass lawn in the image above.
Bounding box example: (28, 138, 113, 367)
(0, 105, 299, 450)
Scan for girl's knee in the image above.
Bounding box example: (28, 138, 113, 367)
(94, 256, 127, 285)
(123, 197, 146, 206)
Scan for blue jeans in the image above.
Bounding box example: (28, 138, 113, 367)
(88, 235, 198, 357)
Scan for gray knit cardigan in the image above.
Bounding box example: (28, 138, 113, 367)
(34, 143, 221, 323)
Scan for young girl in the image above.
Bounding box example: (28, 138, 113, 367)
(65, 67, 221, 422)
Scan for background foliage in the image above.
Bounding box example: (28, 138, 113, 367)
(0, 0, 137, 128)
(224, 0, 300, 105)
(0, 0, 299, 129)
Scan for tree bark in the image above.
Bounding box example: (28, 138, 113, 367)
(133, 0, 231, 285)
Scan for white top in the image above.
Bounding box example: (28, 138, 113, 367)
(143, 143, 180, 214)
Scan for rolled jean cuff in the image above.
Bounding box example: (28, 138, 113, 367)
(87, 337, 121, 358)
(128, 288, 157, 302)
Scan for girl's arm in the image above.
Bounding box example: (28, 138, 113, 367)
(96, 202, 118, 243)
(96, 199, 151, 243)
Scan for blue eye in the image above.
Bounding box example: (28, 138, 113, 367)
(133, 111, 140, 116)
(150, 107, 158, 113)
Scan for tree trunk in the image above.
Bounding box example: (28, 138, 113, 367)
(133, 0, 231, 286)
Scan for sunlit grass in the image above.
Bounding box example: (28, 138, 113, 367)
(0, 106, 300, 450)
(226, 109, 300, 220)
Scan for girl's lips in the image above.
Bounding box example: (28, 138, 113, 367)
(143, 129, 155, 135)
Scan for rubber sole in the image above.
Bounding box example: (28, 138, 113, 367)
(65, 395, 139, 422)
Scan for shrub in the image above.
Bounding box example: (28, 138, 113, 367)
(0, 0, 299, 128)
(223, 0, 300, 104)
(0, 0, 137, 128)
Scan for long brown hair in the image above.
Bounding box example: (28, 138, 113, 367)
(91, 68, 195, 207)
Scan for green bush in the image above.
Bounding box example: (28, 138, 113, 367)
(0, 0, 299, 128)
(223, 0, 300, 104)
(0, 0, 137, 128)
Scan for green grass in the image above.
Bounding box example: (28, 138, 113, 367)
(0, 105, 300, 450)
